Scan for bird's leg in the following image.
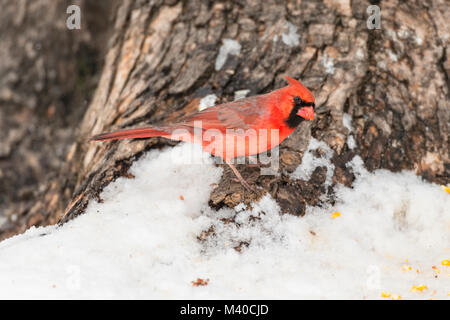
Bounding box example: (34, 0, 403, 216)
(225, 160, 254, 192)
(246, 156, 270, 168)
(246, 156, 260, 167)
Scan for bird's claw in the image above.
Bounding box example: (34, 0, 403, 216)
(231, 178, 256, 192)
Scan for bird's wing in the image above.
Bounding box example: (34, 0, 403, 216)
(183, 94, 273, 131)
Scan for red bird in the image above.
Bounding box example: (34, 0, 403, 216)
(92, 76, 315, 190)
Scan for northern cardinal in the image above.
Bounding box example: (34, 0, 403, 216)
(92, 76, 315, 190)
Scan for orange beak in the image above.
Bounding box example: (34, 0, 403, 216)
(297, 106, 314, 121)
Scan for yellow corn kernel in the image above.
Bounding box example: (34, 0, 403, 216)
(392, 294, 402, 300)
(441, 260, 450, 266)
(441, 185, 450, 193)
(401, 265, 412, 272)
(432, 266, 440, 274)
(411, 285, 428, 292)
(331, 211, 341, 219)
(381, 291, 391, 298)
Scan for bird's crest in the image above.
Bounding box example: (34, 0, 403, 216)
(284, 75, 315, 102)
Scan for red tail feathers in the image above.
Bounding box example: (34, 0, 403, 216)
(91, 127, 170, 141)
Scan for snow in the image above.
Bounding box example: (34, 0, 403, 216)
(234, 89, 250, 101)
(346, 155, 367, 178)
(281, 22, 300, 47)
(0, 143, 449, 299)
(343, 113, 356, 150)
(356, 48, 365, 59)
(415, 36, 423, 45)
(198, 89, 248, 112)
(386, 49, 398, 62)
(291, 138, 335, 187)
(198, 94, 217, 111)
(347, 135, 356, 150)
(215, 39, 241, 71)
(321, 54, 335, 75)
(342, 113, 353, 131)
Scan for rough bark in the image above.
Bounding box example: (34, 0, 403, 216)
(1, 0, 448, 239)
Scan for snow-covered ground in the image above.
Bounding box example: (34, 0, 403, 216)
(0, 143, 448, 299)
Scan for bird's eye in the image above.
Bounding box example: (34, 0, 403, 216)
(294, 96, 315, 109)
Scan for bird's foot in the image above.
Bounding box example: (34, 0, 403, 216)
(231, 177, 256, 192)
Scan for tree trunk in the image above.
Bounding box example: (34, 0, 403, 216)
(0, 0, 117, 239)
(1, 0, 448, 239)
